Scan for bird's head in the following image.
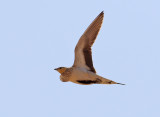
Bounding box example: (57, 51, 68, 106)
(54, 67, 67, 74)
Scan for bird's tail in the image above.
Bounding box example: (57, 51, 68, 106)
(99, 77, 125, 85)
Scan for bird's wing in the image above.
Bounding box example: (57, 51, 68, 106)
(72, 11, 104, 73)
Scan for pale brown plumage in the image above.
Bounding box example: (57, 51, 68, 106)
(54, 11, 125, 85)
(73, 11, 104, 73)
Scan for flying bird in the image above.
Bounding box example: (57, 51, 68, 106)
(54, 11, 125, 85)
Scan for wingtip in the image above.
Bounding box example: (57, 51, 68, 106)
(100, 11, 104, 15)
(97, 11, 104, 18)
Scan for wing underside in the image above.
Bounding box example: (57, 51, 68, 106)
(73, 11, 104, 73)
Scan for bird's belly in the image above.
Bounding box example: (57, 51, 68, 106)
(69, 69, 97, 84)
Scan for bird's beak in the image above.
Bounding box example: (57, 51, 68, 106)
(54, 68, 57, 70)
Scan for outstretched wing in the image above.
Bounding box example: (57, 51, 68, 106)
(73, 11, 104, 73)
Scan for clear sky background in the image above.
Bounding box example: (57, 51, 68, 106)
(0, 0, 160, 117)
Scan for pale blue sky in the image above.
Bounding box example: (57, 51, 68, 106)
(0, 0, 160, 117)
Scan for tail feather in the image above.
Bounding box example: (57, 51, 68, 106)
(99, 77, 125, 85)
(117, 83, 125, 85)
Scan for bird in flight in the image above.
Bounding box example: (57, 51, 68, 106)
(54, 11, 125, 85)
